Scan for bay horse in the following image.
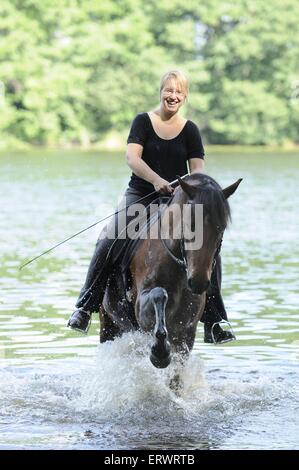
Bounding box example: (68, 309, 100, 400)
(100, 173, 242, 371)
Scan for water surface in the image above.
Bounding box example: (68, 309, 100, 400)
(0, 150, 298, 449)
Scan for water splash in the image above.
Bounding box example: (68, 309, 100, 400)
(72, 331, 207, 422)
(0, 331, 295, 451)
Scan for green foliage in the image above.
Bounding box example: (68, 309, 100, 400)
(0, 0, 298, 147)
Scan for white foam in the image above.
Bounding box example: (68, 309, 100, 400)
(72, 331, 207, 422)
(0, 331, 296, 433)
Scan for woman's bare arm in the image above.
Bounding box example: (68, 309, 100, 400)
(126, 143, 173, 194)
(188, 158, 205, 174)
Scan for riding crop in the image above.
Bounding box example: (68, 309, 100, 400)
(19, 174, 189, 270)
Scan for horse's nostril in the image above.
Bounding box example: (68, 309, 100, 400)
(199, 280, 210, 293)
(188, 278, 210, 294)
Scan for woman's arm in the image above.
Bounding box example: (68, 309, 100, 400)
(126, 143, 173, 194)
(188, 158, 205, 174)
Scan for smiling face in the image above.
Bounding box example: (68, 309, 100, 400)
(160, 77, 187, 115)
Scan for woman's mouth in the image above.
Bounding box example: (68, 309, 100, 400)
(165, 99, 179, 108)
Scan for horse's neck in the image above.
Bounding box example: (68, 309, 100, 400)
(159, 200, 184, 254)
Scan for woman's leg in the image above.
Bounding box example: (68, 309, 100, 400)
(74, 236, 114, 313)
(201, 253, 235, 344)
(68, 188, 156, 332)
(67, 218, 117, 332)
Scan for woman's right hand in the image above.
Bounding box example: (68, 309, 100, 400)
(153, 177, 174, 195)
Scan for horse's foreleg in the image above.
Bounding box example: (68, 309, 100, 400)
(99, 306, 120, 343)
(169, 353, 188, 395)
(139, 287, 171, 369)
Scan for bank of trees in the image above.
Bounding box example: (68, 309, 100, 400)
(0, 0, 298, 147)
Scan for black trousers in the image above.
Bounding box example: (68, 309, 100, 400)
(76, 187, 228, 324)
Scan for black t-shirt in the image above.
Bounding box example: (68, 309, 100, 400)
(127, 112, 205, 194)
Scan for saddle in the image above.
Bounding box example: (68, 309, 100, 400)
(107, 195, 172, 294)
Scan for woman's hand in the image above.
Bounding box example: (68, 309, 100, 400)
(153, 177, 174, 195)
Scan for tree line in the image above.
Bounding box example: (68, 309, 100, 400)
(0, 0, 298, 147)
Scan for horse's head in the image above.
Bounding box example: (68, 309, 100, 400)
(177, 174, 242, 295)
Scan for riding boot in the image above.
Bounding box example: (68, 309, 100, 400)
(67, 236, 113, 333)
(201, 253, 235, 344)
(68, 187, 159, 333)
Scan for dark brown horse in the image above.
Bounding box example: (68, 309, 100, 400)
(100, 173, 241, 370)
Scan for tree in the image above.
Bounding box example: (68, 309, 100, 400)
(0, 0, 298, 146)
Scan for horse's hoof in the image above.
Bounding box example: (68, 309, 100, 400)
(150, 353, 171, 369)
(169, 374, 183, 395)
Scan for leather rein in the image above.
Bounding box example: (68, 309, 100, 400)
(157, 197, 222, 272)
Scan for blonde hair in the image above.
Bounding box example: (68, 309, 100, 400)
(159, 70, 189, 98)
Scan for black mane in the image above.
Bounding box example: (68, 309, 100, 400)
(183, 173, 231, 230)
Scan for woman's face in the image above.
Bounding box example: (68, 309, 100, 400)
(160, 78, 186, 114)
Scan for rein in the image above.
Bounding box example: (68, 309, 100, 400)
(157, 197, 223, 273)
(157, 198, 187, 271)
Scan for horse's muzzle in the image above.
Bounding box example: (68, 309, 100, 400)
(187, 278, 210, 295)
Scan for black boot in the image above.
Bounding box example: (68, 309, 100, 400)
(68, 244, 111, 334)
(67, 308, 91, 334)
(202, 250, 236, 344)
(204, 322, 235, 344)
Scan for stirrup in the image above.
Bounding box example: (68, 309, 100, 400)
(211, 320, 236, 345)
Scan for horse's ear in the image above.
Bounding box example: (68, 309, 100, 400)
(222, 178, 243, 199)
(177, 175, 197, 199)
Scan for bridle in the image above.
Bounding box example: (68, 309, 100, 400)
(157, 197, 223, 272)
(157, 198, 187, 271)
(160, 232, 188, 271)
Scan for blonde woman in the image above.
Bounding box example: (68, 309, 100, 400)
(68, 70, 235, 344)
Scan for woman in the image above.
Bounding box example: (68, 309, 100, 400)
(68, 70, 235, 344)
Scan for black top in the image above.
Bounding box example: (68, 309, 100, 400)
(126, 112, 205, 194)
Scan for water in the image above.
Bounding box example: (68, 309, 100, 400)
(0, 149, 298, 450)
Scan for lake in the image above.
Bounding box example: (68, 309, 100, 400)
(0, 149, 298, 449)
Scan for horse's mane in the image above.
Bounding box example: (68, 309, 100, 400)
(180, 173, 231, 229)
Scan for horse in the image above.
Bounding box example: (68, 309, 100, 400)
(99, 173, 242, 373)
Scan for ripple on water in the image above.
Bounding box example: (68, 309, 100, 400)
(1, 151, 299, 449)
(0, 331, 297, 450)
